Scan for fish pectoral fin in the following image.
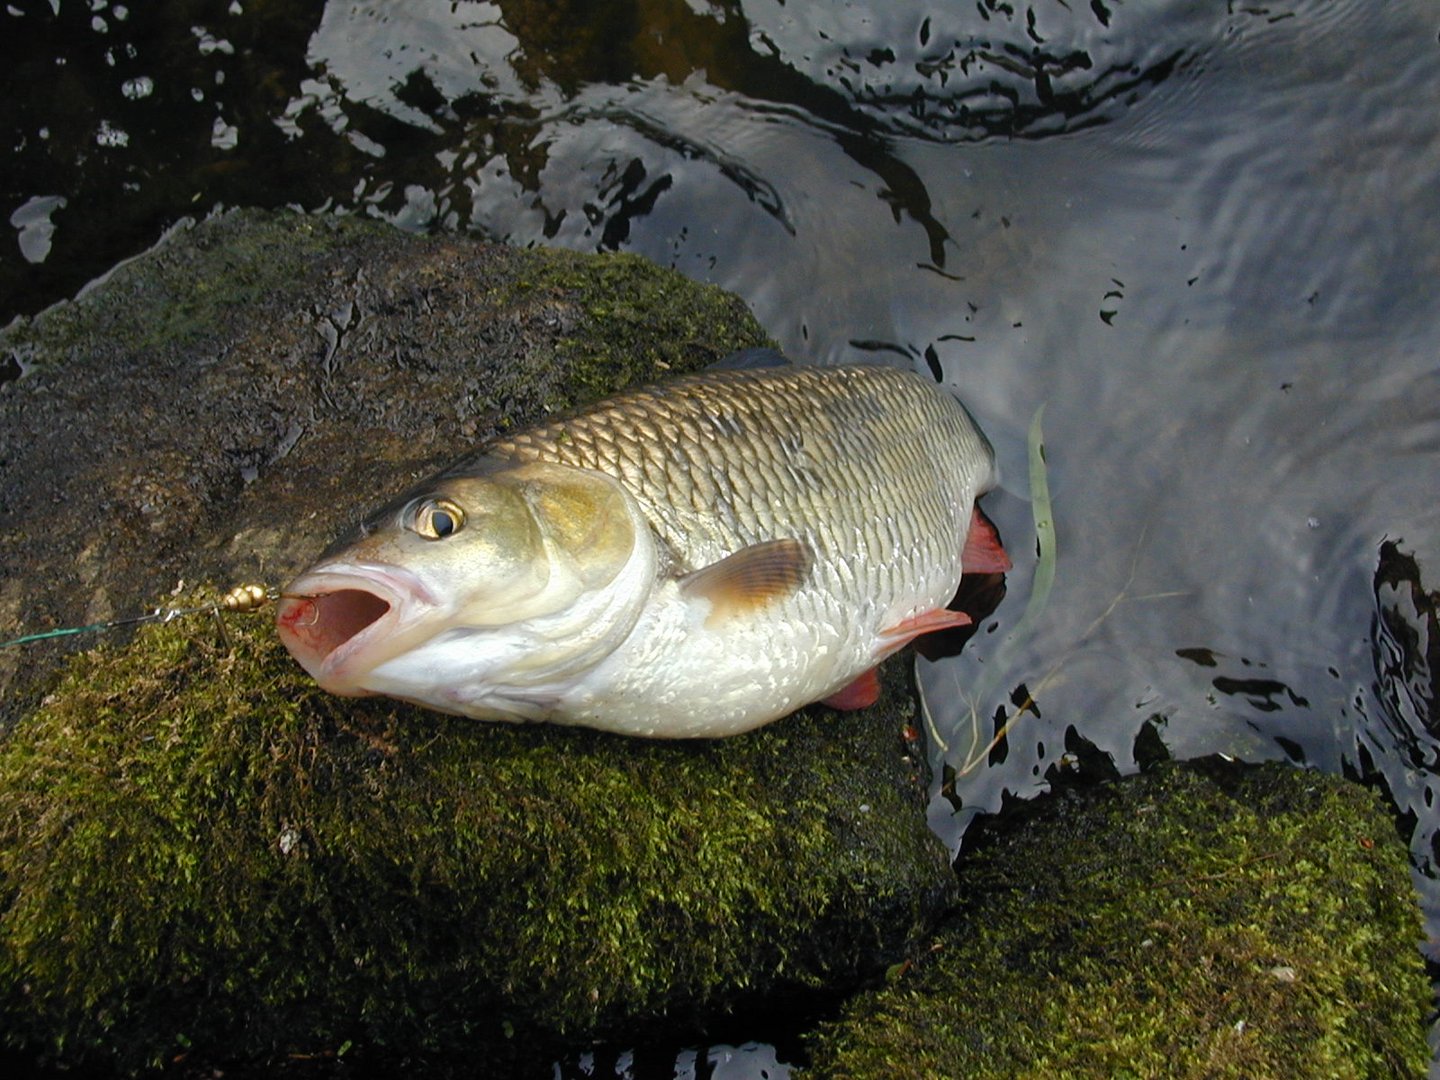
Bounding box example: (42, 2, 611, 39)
(822, 667, 881, 711)
(680, 538, 814, 627)
(878, 608, 973, 655)
(962, 505, 1012, 574)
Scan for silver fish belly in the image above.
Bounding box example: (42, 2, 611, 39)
(276, 363, 1004, 737)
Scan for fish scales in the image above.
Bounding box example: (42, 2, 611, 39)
(488, 364, 987, 621)
(275, 362, 1002, 737)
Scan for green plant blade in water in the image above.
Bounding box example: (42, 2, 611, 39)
(924, 404, 1055, 770)
(1023, 403, 1056, 628)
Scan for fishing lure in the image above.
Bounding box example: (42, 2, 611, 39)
(0, 583, 275, 650)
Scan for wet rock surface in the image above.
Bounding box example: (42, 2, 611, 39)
(0, 614, 950, 1075)
(0, 210, 955, 1075)
(0, 211, 1428, 1079)
(801, 761, 1431, 1080)
(0, 208, 765, 720)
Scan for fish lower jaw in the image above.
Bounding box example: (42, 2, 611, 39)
(360, 642, 618, 722)
(275, 565, 439, 692)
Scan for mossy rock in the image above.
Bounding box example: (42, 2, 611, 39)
(0, 595, 952, 1073)
(800, 761, 1430, 1079)
(0, 210, 957, 1073)
(0, 207, 769, 721)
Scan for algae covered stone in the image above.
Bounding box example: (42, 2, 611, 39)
(0, 206, 769, 722)
(0, 209, 958, 1072)
(801, 761, 1430, 1079)
(0, 605, 953, 1072)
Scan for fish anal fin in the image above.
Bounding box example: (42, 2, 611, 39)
(822, 667, 881, 710)
(879, 607, 973, 655)
(963, 505, 1011, 574)
(680, 538, 813, 626)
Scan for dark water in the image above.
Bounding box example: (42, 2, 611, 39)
(5, 0, 1440, 1074)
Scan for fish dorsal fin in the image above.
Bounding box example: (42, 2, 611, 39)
(680, 539, 813, 625)
(705, 347, 791, 371)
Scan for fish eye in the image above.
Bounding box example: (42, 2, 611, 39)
(410, 497, 466, 540)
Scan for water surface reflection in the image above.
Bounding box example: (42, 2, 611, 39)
(4, 0, 1439, 1072)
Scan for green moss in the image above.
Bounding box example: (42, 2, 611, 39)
(800, 763, 1430, 1080)
(0, 600, 950, 1071)
(0, 208, 777, 729)
(1, 211, 905, 1073)
(5, 213, 395, 364)
(499, 247, 774, 405)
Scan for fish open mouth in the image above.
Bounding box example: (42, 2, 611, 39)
(275, 567, 435, 692)
(278, 589, 390, 659)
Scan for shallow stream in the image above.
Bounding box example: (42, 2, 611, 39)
(4, 1, 1439, 1074)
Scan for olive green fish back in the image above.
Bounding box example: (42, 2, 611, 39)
(482, 365, 994, 595)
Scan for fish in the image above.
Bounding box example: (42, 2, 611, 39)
(275, 361, 1009, 738)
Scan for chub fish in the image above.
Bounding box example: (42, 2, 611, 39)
(276, 361, 1008, 737)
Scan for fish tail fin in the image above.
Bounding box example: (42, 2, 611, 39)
(963, 505, 1011, 573)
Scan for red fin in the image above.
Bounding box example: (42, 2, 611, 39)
(680, 538, 813, 627)
(822, 667, 881, 710)
(879, 608, 973, 655)
(963, 505, 1011, 573)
